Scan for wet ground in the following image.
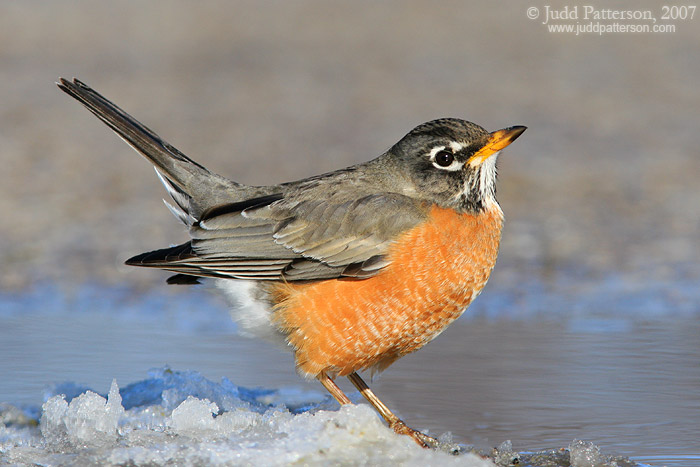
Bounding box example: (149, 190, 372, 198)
(1, 1, 699, 465)
(2, 279, 698, 466)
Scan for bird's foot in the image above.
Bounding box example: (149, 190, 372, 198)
(390, 419, 440, 449)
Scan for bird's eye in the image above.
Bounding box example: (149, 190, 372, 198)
(434, 150, 454, 167)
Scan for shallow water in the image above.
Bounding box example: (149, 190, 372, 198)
(1, 275, 698, 466)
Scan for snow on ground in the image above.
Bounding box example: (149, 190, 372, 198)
(0, 368, 645, 467)
(2, 367, 488, 466)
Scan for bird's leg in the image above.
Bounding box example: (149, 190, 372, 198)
(317, 371, 439, 449)
(347, 371, 439, 449)
(317, 371, 352, 405)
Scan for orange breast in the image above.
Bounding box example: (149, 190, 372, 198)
(271, 203, 504, 378)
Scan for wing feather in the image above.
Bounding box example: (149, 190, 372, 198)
(129, 193, 428, 281)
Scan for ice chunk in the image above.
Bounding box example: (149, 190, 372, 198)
(43, 381, 93, 405)
(118, 366, 267, 412)
(2, 369, 645, 466)
(568, 439, 611, 467)
(492, 440, 520, 466)
(170, 396, 220, 433)
(40, 379, 124, 449)
(169, 396, 264, 436)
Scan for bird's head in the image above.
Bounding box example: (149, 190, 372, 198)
(390, 118, 526, 212)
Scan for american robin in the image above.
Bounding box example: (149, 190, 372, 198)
(58, 78, 525, 449)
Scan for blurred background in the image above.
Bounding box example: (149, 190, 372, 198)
(1, 0, 698, 463)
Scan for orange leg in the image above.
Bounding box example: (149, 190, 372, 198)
(314, 371, 438, 448)
(347, 372, 439, 448)
(317, 371, 352, 405)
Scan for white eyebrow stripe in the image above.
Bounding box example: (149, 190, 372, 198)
(449, 141, 465, 152)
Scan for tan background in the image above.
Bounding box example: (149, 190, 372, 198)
(1, 1, 698, 292)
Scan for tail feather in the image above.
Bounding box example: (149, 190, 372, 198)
(57, 77, 244, 219)
(125, 241, 196, 266)
(166, 274, 202, 285)
(155, 169, 196, 225)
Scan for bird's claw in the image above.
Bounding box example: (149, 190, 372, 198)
(390, 420, 440, 449)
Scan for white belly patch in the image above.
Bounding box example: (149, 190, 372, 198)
(214, 279, 287, 346)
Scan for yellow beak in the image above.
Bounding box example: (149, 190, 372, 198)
(469, 125, 527, 166)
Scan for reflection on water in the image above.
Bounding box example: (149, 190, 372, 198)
(0, 279, 698, 466)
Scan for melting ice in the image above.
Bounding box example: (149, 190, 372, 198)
(0, 367, 647, 466)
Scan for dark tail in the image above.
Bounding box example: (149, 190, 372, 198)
(57, 78, 242, 217)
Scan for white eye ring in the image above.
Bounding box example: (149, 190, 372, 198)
(429, 145, 464, 171)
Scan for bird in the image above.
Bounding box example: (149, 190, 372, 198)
(57, 77, 525, 449)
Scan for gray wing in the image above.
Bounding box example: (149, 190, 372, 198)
(59, 78, 429, 282)
(127, 193, 428, 281)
